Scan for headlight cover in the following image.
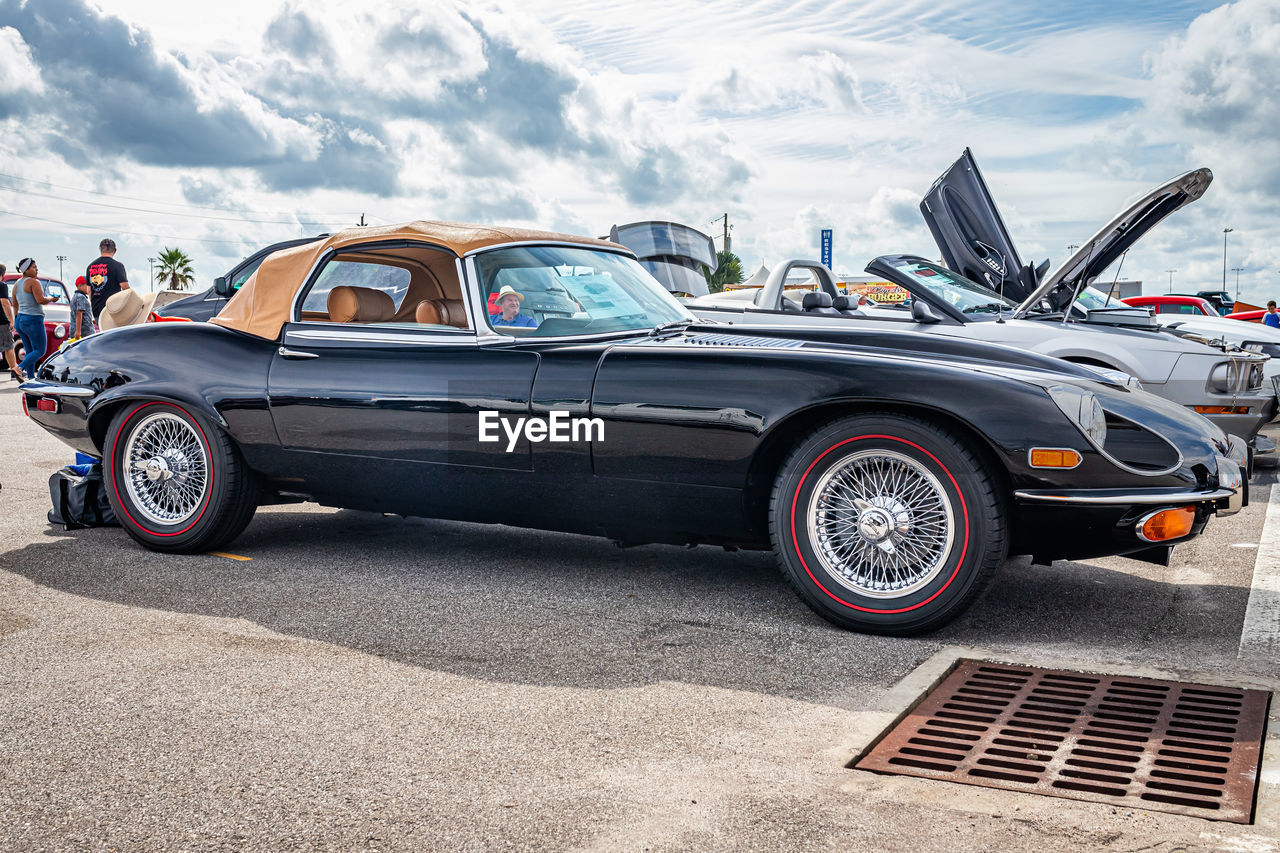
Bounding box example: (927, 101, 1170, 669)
(53, 323, 67, 339)
(1046, 384, 1107, 446)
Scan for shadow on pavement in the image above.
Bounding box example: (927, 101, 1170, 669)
(0, 507, 1260, 705)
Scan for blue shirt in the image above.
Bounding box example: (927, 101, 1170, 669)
(1264, 312, 1280, 328)
(490, 312, 537, 328)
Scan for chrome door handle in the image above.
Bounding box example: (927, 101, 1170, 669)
(278, 347, 319, 359)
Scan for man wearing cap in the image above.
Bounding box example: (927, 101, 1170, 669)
(86, 238, 129, 321)
(488, 285, 537, 328)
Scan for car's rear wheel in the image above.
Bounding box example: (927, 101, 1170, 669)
(104, 401, 257, 553)
(770, 413, 1006, 635)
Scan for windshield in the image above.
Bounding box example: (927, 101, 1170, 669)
(883, 258, 1017, 314)
(475, 246, 692, 336)
(1075, 286, 1127, 311)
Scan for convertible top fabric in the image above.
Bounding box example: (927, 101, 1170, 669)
(210, 220, 621, 340)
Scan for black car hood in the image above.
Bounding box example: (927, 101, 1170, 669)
(664, 324, 1112, 388)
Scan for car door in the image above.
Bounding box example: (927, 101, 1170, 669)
(920, 148, 1042, 302)
(266, 249, 539, 516)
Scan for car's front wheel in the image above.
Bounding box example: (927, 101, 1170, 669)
(770, 413, 1006, 635)
(104, 400, 257, 553)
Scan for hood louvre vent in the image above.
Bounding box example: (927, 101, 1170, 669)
(682, 333, 805, 349)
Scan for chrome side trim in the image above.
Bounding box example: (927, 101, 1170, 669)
(285, 327, 476, 345)
(18, 380, 95, 397)
(1014, 487, 1234, 505)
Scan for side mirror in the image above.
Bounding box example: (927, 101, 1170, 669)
(911, 300, 942, 324)
(213, 276, 230, 297)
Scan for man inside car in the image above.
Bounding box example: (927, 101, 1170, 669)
(489, 285, 538, 328)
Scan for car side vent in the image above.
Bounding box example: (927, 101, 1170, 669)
(683, 333, 806, 349)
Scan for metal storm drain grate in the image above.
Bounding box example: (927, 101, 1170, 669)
(855, 660, 1270, 823)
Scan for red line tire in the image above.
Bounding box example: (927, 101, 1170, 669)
(104, 400, 258, 554)
(769, 413, 1006, 635)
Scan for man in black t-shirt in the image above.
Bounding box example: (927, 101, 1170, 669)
(87, 237, 130, 320)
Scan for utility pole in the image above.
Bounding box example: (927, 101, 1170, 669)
(55, 255, 67, 280)
(1223, 227, 1234, 293)
(148, 257, 156, 289)
(1165, 269, 1177, 292)
(1233, 267, 1244, 295)
(711, 213, 731, 254)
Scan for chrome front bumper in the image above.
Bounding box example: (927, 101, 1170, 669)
(1016, 448, 1247, 517)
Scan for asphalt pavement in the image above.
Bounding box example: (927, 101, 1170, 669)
(1, 376, 1276, 852)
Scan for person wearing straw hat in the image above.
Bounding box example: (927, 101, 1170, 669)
(487, 285, 537, 328)
(98, 288, 161, 330)
(14, 258, 54, 379)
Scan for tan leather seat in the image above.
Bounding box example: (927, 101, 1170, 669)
(327, 286, 395, 323)
(415, 298, 468, 328)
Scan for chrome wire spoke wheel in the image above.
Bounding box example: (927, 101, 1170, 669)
(806, 448, 955, 599)
(121, 412, 209, 526)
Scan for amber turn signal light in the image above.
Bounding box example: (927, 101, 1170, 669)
(1029, 448, 1082, 469)
(1193, 405, 1249, 415)
(1138, 506, 1196, 543)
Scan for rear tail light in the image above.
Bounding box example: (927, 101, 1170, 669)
(1194, 405, 1249, 415)
(35, 398, 58, 413)
(1137, 506, 1196, 542)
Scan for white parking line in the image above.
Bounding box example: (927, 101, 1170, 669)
(1239, 483, 1280, 660)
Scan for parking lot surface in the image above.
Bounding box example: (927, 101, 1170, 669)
(1, 378, 1276, 852)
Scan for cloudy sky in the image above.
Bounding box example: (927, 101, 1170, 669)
(1, 0, 1278, 303)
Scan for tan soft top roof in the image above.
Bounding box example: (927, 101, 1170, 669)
(210, 220, 623, 340)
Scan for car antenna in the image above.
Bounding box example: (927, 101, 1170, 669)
(1103, 250, 1127, 308)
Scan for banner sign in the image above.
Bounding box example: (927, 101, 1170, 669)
(820, 229, 832, 269)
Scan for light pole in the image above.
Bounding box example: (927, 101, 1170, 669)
(147, 257, 156, 290)
(1232, 267, 1245, 295)
(56, 254, 67, 281)
(1165, 269, 1178, 292)
(1223, 228, 1234, 295)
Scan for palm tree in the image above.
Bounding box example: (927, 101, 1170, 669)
(154, 247, 196, 291)
(705, 249, 744, 293)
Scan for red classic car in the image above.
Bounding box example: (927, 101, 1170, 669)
(4, 274, 73, 367)
(1121, 294, 1218, 316)
(1226, 309, 1266, 323)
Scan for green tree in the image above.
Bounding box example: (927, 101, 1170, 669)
(155, 247, 196, 291)
(705, 249, 743, 293)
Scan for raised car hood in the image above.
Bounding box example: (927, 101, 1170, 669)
(1013, 167, 1213, 319)
(921, 149, 1213, 321)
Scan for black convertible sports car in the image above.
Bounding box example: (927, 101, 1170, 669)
(21, 221, 1246, 635)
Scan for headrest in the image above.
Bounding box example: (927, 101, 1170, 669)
(328, 286, 395, 323)
(802, 291, 833, 310)
(832, 295, 853, 311)
(415, 298, 468, 328)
